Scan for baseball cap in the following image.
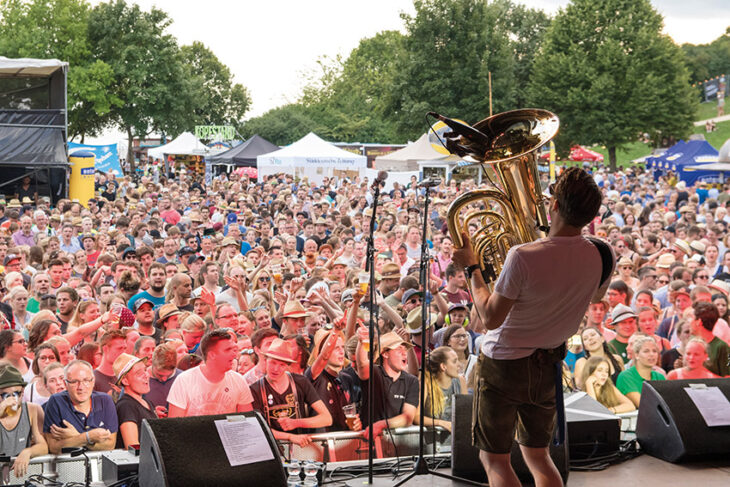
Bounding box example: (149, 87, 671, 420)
(133, 298, 154, 313)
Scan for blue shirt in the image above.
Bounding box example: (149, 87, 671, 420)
(127, 291, 166, 311)
(43, 391, 118, 434)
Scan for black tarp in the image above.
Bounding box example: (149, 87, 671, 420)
(209, 134, 279, 167)
(0, 110, 67, 165)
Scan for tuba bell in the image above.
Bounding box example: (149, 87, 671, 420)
(437, 109, 559, 289)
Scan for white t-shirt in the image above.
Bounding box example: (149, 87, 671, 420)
(481, 235, 604, 360)
(167, 366, 253, 416)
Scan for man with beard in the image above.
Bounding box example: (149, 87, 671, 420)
(128, 263, 166, 311)
(165, 273, 193, 312)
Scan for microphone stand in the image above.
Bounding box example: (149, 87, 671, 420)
(394, 183, 482, 487)
(365, 177, 383, 485)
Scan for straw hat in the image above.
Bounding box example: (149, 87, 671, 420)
(656, 254, 675, 269)
(405, 307, 437, 334)
(379, 331, 413, 352)
(672, 239, 691, 256)
(157, 303, 181, 322)
(113, 353, 146, 386)
(21, 197, 33, 205)
(380, 263, 401, 279)
(709, 279, 730, 297)
(616, 256, 633, 268)
(281, 300, 310, 319)
(263, 338, 295, 363)
(6, 199, 21, 209)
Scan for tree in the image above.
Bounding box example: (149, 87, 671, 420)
(180, 42, 251, 132)
(493, 0, 551, 107)
(528, 0, 696, 170)
(387, 0, 515, 141)
(0, 0, 121, 140)
(682, 27, 730, 85)
(88, 0, 195, 170)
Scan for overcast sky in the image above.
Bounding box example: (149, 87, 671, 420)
(86, 0, 729, 126)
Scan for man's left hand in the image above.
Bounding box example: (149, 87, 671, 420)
(452, 231, 477, 269)
(50, 420, 79, 440)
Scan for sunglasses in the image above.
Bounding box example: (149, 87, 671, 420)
(0, 391, 20, 400)
(259, 277, 271, 282)
(239, 349, 255, 355)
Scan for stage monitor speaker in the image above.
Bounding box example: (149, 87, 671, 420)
(636, 378, 730, 463)
(564, 391, 620, 460)
(451, 394, 569, 484)
(138, 412, 287, 487)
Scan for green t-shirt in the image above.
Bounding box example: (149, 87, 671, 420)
(616, 366, 665, 395)
(608, 339, 629, 364)
(26, 297, 40, 314)
(707, 337, 730, 377)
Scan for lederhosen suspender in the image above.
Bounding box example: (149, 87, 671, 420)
(258, 372, 301, 428)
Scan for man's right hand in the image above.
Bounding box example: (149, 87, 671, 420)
(288, 434, 312, 447)
(88, 428, 112, 444)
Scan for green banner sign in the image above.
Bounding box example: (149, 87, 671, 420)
(195, 125, 236, 141)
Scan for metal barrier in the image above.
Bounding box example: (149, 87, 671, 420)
(1, 451, 105, 485)
(279, 426, 450, 463)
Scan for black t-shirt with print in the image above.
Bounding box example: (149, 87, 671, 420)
(250, 373, 322, 434)
(304, 367, 352, 432)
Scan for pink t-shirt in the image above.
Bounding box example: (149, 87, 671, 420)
(481, 235, 605, 360)
(167, 366, 253, 416)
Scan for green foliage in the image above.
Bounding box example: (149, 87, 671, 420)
(528, 0, 696, 170)
(0, 0, 121, 140)
(239, 104, 319, 146)
(388, 0, 515, 140)
(682, 28, 730, 85)
(88, 0, 197, 168)
(181, 42, 251, 132)
(492, 0, 551, 107)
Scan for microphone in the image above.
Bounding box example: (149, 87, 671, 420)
(418, 177, 442, 188)
(428, 111, 491, 146)
(371, 170, 388, 190)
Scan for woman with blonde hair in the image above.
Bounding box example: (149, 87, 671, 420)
(666, 338, 720, 380)
(581, 356, 635, 414)
(6, 286, 34, 336)
(414, 346, 465, 433)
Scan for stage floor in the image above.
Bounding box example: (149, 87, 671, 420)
(355, 454, 730, 486)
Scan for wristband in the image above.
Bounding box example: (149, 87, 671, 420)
(85, 431, 93, 445)
(464, 264, 480, 279)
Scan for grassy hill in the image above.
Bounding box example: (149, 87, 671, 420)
(577, 101, 728, 167)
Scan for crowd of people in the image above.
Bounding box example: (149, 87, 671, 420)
(0, 164, 727, 474)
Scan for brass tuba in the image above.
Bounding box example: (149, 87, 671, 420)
(439, 109, 559, 289)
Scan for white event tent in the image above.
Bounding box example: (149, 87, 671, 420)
(147, 132, 222, 160)
(373, 133, 447, 171)
(257, 132, 367, 185)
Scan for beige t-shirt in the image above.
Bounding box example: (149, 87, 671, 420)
(167, 366, 253, 416)
(481, 235, 603, 360)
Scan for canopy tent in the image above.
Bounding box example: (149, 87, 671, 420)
(569, 145, 604, 162)
(646, 140, 718, 184)
(147, 132, 213, 160)
(257, 132, 367, 185)
(0, 57, 69, 201)
(209, 134, 279, 167)
(374, 133, 447, 171)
